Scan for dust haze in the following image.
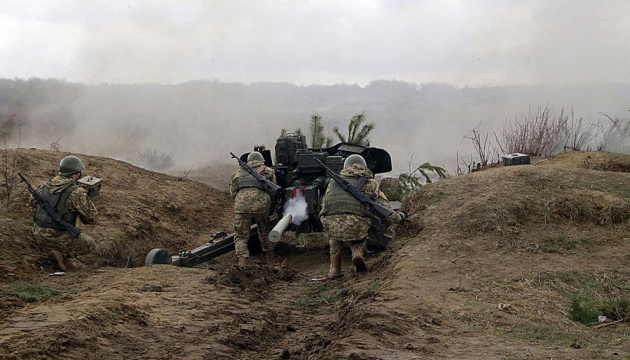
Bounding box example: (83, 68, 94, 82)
(1, 1, 630, 176)
(2, 79, 629, 177)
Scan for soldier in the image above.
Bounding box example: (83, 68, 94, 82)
(319, 154, 407, 279)
(229, 151, 278, 266)
(30, 155, 98, 271)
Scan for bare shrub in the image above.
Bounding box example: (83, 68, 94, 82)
(464, 122, 499, 172)
(137, 148, 174, 172)
(50, 137, 62, 152)
(558, 108, 593, 152)
(497, 105, 564, 157)
(592, 114, 630, 153)
(457, 123, 500, 174)
(1, 114, 22, 212)
(496, 105, 597, 158)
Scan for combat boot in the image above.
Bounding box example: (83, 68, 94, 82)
(237, 256, 248, 267)
(48, 250, 67, 271)
(350, 244, 367, 273)
(327, 252, 342, 279)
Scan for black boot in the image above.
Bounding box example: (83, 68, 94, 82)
(350, 244, 367, 273)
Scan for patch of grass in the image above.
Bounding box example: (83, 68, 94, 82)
(295, 284, 355, 307)
(569, 290, 630, 325)
(600, 297, 630, 320)
(525, 236, 582, 253)
(475, 270, 630, 329)
(368, 279, 382, 291)
(500, 320, 576, 343)
(449, 310, 477, 323)
(569, 289, 600, 324)
(8, 283, 73, 302)
(2, 212, 18, 219)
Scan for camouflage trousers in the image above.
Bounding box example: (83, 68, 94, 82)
(321, 214, 370, 255)
(233, 213, 273, 259)
(32, 224, 96, 257)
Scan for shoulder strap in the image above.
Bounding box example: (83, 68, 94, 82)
(355, 176, 367, 190)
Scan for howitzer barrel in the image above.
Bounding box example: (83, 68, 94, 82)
(269, 213, 292, 243)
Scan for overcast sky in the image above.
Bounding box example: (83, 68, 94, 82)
(1, 0, 629, 87)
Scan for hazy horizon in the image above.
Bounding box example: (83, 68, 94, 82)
(2, 1, 630, 177)
(2, 79, 629, 178)
(2, 1, 629, 87)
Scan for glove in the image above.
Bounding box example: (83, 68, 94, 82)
(398, 211, 408, 223)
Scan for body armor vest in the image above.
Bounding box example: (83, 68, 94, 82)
(322, 176, 370, 217)
(34, 184, 78, 231)
(236, 167, 266, 191)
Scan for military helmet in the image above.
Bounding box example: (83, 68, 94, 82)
(343, 154, 367, 168)
(247, 151, 264, 163)
(59, 155, 85, 176)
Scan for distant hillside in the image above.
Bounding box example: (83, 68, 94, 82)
(1, 78, 629, 174)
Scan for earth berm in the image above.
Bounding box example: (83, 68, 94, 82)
(0, 149, 629, 359)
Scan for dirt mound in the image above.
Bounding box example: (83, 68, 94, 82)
(0, 148, 233, 282)
(1, 150, 629, 359)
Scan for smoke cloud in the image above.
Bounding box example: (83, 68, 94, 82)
(283, 190, 309, 226)
(1, 1, 629, 87)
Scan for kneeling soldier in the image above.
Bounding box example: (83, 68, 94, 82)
(319, 154, 406, 279)
(30, 155, 98, 271)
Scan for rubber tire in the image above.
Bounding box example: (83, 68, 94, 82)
(144, 248, 173, 266)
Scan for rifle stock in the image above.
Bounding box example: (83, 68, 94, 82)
(18, 172, 82, 238)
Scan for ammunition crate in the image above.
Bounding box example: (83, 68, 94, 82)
(78, 175, 103, 197)
(501, 153, 531, 166)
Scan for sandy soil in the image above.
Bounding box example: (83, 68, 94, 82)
(1, 149, 629, 359)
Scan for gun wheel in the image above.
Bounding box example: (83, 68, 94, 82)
(144, 248, 173, 266)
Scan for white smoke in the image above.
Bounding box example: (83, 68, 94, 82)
(283, 190, 309, 226)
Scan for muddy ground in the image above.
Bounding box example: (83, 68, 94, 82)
(1, 149, 629, 359)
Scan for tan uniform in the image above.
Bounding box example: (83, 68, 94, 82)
(320, 164, 402, 255)
(229, 159, 277, 259)
(30, 175, 98, 256)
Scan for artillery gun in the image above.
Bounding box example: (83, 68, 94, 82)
(145, 133, 393, 267)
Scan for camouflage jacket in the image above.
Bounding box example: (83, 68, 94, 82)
(30, 175, 98, 225)
(229, 159, 277, 214)
(320, 164, 401, 225)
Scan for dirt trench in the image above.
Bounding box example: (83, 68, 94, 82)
(0, 243, 395, 360)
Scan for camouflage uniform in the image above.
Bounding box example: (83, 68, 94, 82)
(229, 158, 277, 261)
(30, 175, 98, 259)
(319, 164, 403, 273)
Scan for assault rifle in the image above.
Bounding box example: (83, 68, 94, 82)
(230, 152, 281, 192)
(18, 172, 81, 238)
(315, 158, 393, 219)
(315, 158, 395, 247)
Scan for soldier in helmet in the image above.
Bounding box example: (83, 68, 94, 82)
(30, 155, 98, 271)
(319, 154, 407, 279)
(229, 151, 278, 266)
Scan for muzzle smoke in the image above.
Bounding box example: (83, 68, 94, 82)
(283, 190, 309, 226)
